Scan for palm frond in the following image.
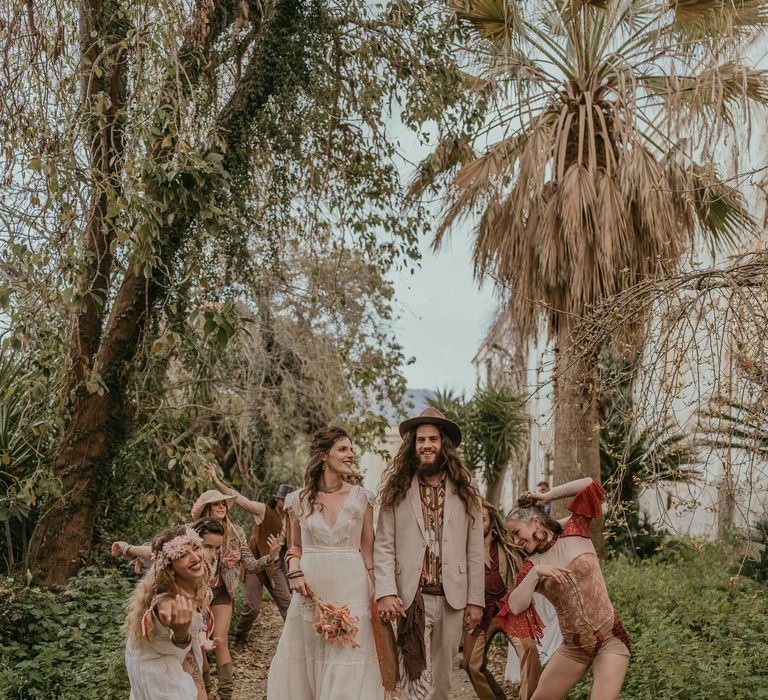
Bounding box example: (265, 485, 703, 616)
(640, 62, 768, 126)
(450, 0, 521, 44)
(698, 395, 768, 456)
(406, 135, 474, 201)
(433, 130, 530, 247)
(666, 0, 768, 39)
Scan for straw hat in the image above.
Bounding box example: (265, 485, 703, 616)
(191, 489, 237, 518)
(398, 407, 462, 446)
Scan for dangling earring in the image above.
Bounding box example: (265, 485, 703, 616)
(532, 528, 549, 544)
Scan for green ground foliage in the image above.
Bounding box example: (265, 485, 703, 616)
(1, 542, 766, 699)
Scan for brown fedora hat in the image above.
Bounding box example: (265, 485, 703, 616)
(398, 407, 462, 446)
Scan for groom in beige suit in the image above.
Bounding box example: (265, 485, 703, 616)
(375, 408, 484, 699)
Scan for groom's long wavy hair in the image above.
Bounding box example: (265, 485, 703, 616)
(378, 426, 480, 522)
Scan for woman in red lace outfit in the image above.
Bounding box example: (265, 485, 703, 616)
(499, 478, 630, 700)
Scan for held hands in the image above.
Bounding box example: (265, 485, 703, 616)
(158, 594, 194, 643)
(463, 604, 483, 631)
(377, 595, 406, 622)
(534, 564, 571, 585)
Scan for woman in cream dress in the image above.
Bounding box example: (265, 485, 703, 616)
(267, 427, 384, 700)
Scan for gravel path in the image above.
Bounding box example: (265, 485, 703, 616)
(215, 601, 521, 699)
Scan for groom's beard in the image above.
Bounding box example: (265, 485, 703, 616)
(417, 457, 445, 478)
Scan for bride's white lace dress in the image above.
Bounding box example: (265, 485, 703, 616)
(267, 485, 384, 700)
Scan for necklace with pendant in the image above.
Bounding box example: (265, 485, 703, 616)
(318, 481, 343, 494)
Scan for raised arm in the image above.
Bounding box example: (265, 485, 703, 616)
(521, 477, 595, 509)
(237, 526, 277, 572)
(111, 541, 152, 562)
(545, 478, 594, 502)
(203, 463, 266, 519)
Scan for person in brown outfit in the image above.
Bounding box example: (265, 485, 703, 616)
(464, 502, 541, 700)
(233, 483, 295, 644)
(501, 479, 630, 700)
(203, 465, 294, 645)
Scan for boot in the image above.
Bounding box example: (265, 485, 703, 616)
(217, 662, 234, 700)
(202, 667, 212, 695)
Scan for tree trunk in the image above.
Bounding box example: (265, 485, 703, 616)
(552, 314, 603, 554)
(29, 0, 307, 586)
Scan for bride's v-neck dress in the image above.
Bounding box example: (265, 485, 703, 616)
(266, 485, 384, 700)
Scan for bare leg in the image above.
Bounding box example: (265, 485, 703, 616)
(590, 653, 629, 700)
(212, 602, 233, 668)
(530, 649, 589, 700)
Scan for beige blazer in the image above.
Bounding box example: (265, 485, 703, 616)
(374, 474, 484, 610)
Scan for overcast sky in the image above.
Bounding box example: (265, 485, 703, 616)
(390, 228, 498, 395)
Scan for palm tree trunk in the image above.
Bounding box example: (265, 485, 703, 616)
(552, 314, 603, 554)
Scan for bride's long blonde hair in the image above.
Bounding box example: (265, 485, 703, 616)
(123, 526, 209, 647)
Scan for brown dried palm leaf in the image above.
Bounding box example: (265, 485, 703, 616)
(595, 173, 632, 282)
(667, 0, 768, 38)
(641, 62, 768, 126)
(406, 135, 474, 201)
(450, 0, 521, 44)
(619, 147, 682, 269)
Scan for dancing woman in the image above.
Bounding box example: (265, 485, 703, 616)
(267, 426, 384, 700)
(500, 479, 630, 700)
(190, 489, 279, 699)
(113, 518, 226, 575)
(123, 526, 211, 700)
(464, 502, 541, 700)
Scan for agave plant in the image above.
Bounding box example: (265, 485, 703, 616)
(412, 0, 764, 494)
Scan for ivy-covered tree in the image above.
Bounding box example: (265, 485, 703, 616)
(1, 0, 472, 585)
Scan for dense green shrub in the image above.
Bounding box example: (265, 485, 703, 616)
(569, 543, 768, 699)
(0, 567, 132, 699)
(2, 542, 766, 699)
(740, 519, 768, 583)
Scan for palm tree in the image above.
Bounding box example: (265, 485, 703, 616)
(410, 0, 763, 502)
(429, 386, 528, 505)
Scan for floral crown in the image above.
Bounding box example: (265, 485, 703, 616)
(153, 528, 204, 568)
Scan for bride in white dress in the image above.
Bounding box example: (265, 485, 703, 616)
(267, 427, 384, 700)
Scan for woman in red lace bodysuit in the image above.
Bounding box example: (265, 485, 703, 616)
(499, 478, 630, 700)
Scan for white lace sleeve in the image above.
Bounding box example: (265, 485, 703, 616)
(362, 487, 376, 509)
(283, 489, 303, 518)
